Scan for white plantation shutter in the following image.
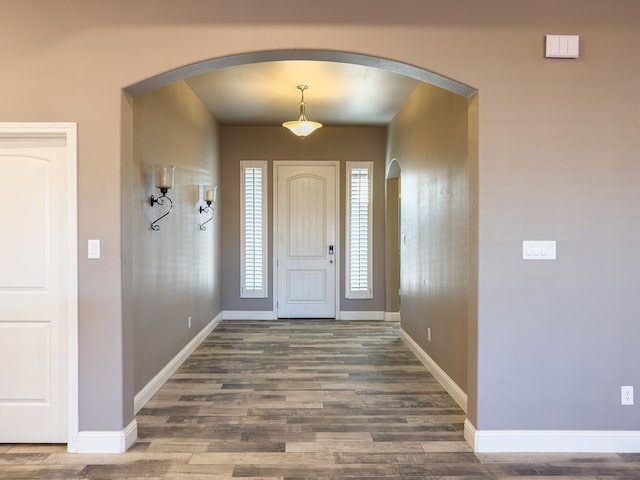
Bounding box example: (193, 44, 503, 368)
(346, 162, 373, 299)
(241, 161, 267, 298)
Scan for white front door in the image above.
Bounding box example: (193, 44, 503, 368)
(275, 162, 338, 318)
(0, 126, 75, 443)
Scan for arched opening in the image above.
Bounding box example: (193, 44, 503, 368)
(385, 158, 402, 321)
(122, 49, 479, 439)
(124, 50, 475, 98)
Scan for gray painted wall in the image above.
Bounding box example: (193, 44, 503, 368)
(2, 0, 639, 436)
(387, 83, 470, 392)
(385, 177, 401, 313)
(123, 81, 222, 394)
(220, 126, 387, 315)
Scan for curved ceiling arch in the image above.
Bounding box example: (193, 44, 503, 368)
(125, 50, 476, 127)
(125, 49, 476, 98)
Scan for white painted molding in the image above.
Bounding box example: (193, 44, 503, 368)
(399, 328, 467, 413)
(384, 311, 400, 322)
(76, 420, 138, 453)
(339, 311, 384, 321)
(222, 311, 276, 320)
(1, 123, 79, 454)
(63, 123, 80, 455)
(471, 425, 640, 453)
(464, 418, 477, 450)
(123, 419, 138, 452)
(134, 314, 222, 413)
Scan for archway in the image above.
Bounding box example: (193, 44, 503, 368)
(124, 50, 476, 98)
(385, 158, 402, 321)
(122, 49, 478, 444)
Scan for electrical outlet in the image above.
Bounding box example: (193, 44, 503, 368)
(427, 328, 431, 342)
(621, 386, 634, 405)
(188, 316, 192, 329)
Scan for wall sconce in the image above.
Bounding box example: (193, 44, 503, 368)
(150, 165, 175, 231)
(198, 185, 216, 231)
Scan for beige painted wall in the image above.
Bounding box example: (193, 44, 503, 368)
(124, 81, 221, 393)
(466, 94, 479, 425)
(220, 126, 387, 314)
(388, 83, 470, 391)
(385, 177, 401, 313)
(1, 0, 639, 435)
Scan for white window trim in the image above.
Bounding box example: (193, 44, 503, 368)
(346, 161, 373, 299)
(240, 160, 268, 298)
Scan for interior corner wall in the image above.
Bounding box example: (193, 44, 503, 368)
(387, 83, 470, 392)
(121, 92, 136, 428)
(465, 93, 479, 426)
(124, 80, 221, 394)
(219, 126, 387, 315)
(385, 177, 401, 313)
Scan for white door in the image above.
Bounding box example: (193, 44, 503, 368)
(0, 127, 74, 443)
(276, 163, 338, 318)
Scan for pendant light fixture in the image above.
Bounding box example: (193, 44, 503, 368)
(282, 85, 322, 138)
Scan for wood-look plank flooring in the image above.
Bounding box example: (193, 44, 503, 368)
(1, 320, 638, 479)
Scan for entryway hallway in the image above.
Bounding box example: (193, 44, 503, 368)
(0, 320, 637, 478)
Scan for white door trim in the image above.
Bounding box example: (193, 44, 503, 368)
(273, 161, 340, 319)
(0, 122, 78, 451)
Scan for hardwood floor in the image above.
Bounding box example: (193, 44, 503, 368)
(1, 320, 638, 479)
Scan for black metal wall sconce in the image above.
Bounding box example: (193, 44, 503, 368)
(150, 165, 175, 231)
(199, 185, 216, 231)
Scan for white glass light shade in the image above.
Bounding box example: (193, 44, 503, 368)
(282, 119, 323, 138)
(282, 85, 322, 138)
(155, 165, 175, 190)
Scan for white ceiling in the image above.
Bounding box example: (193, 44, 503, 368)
(184, 60, 421, 127)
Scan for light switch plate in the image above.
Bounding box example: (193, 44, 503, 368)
(88, 239, 100, 259)
(546, 34, 579, 58)
(523, 240, 556, 260)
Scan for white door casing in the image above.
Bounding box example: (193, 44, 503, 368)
(0, 123, 77, 445)
(275, 162, 339, 318)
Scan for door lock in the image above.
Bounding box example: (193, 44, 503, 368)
(329, 245, 334, 255)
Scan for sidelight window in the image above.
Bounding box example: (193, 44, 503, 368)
(346, 161, 373, 299)
(240, 160, 268, 298)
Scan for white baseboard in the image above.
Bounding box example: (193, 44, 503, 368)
(467, 420, 640, 453)
(464, 418, 477, 449)
(223, 311, 385, 321)
(339, 311, 384, 321)
(399, 327, 467, 413)
(76, 419, 137, 453)
(134, 313, 222, 413)
(384, 311, 400, 322)
(222, 310, 276, 320)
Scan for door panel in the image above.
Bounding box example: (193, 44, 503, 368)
(0, 155, 49, 288)
(287, 175, 326, 257)
(276, 163, 337, 318)
(287, 270, 326, 302)
(0, 138, 68, 443)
